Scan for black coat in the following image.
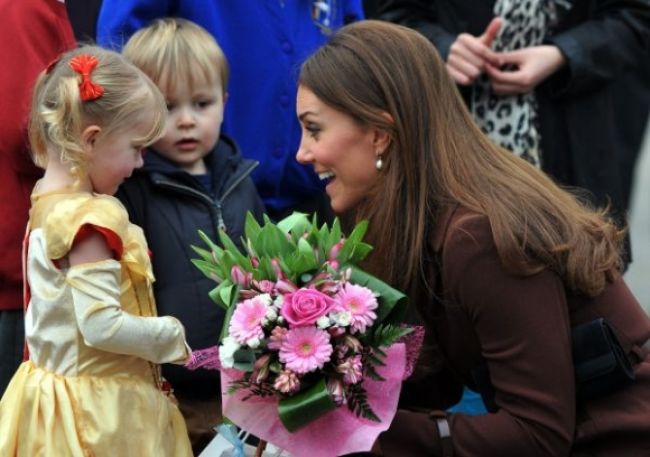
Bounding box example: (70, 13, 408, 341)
(376, 0, 650, 264)
(116, 134, 265, 397)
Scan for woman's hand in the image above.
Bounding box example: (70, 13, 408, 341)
(485, 45, 567, 95)
(446, 17, 502, 86)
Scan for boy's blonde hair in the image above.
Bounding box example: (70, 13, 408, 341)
(29, 45, 166, 180)
(123, 18, 229, 96)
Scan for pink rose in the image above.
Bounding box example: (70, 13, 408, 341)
(281, 289, 336, 327)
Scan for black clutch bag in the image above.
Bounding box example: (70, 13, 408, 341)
(571, 318, 635, 401)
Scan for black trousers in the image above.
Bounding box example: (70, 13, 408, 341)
(0, 310, 24, 396)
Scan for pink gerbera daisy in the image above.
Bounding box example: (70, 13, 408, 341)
(228, 296, 269, 344)
(279, 327, 333, 374)
(335, 283, 378, 334)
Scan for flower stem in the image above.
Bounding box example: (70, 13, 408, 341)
(254, 439, 267, 457)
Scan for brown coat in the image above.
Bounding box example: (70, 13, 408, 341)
(379, 206, 650, 456)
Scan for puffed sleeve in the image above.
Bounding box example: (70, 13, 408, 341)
(43, 194, 129, 261)
(67, 259, 190, 364)
(381, 214, 576, 456)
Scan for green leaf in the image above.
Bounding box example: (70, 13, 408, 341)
(218, 230, 250, 269)
(219, 284, 236, 308)
(219, 292, 239, 341)
(198, 230, 224, 258)
(278, 377, 337, 431)
(190, 244, 215, 263)
(348, 242, 373, 264)
(277, 212, 311, 236)
(232, 348, 256, 372)
(191, 259, 224, 283)
(257, 224, 295, 258)
(244, 212, 262, 244)
(346, 383, 380, 422)
(208, 280, 234, 309)
(366, 324, 413, 349)
(337, 220, 368, 264)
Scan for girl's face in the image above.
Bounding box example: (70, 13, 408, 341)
(85, 111, 155, 195)
(295, 85, 384, 214)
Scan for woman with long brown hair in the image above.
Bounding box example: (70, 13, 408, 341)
(296, 20, 650, 456)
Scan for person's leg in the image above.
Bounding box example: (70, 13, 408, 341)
(0, 310, 25, 396)
(175, 392, 222, 456)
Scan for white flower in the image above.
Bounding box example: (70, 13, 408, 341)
(316, 315, 331, 329)
(247, 337, 261, 348)
(266, 307, 278, 321)
(330, 311, 352, 327)
(273, 295, 284, 309)
(258, 293, 273, 306)
(219, 336, 240, 368)
(277, 316, 285, 324)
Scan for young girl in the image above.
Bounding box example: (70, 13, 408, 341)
(0, 46, 193, 456)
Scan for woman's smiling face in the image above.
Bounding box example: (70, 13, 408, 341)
(295, 85, 382, 214)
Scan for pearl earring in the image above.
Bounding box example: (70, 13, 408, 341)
(375, 155, 384, 171)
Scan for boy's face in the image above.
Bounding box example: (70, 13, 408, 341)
(153, 81, 225, 174)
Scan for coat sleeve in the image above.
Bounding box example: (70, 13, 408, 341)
(547, 0, 650, 96)
(343, 0, 365, 23)
(375, 0, 456, 59)
(380, 214, 576, 456)
(95, 0, 173, 49)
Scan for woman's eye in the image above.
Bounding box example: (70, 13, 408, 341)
(306, 124, 320, 138)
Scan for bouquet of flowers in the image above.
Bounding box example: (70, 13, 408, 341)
(190, 213, 418, 457)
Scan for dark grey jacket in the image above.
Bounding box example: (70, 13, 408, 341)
(117, 134, 265, 397)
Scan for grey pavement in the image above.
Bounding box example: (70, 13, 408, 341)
(625, 120, 650, 313)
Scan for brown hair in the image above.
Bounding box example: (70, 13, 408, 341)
(123, 18, 229, 96)
(299, 20, 623, 300)
(29, 45, 166, 182)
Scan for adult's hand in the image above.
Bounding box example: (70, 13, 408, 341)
(485, 45, 566, 95)
(446, 17, 502, 86)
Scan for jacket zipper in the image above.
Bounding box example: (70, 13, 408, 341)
(152, 161, 258, 233)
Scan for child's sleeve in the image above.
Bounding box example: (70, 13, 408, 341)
(67, 259, 190, 364)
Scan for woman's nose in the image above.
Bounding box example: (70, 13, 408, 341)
(296, 138, 311, 164)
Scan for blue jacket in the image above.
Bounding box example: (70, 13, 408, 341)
(97, 0, 364, 212)
(116, 135, 265, 396)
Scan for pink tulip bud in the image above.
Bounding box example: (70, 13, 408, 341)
(328, 241, 344, 261)
(275, 279, 298, 294)
(231, 265, 252, 288)
(271, 258, 285, 280)
(251, 256, 260, 268)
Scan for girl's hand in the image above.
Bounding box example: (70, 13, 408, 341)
(485, 45, 567, 95)
(446, 17, 502, 86)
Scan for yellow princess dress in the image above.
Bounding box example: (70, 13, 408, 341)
(0, 189, 193, 457)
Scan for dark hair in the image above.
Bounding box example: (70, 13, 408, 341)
(299, 20, 623, 301)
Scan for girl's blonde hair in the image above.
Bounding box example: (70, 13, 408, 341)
(29, 45, 166, 182)
(300, 21, 624, 299)
(122, 18, 229, 96)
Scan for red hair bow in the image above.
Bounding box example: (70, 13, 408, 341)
(69, 54, 104, 101)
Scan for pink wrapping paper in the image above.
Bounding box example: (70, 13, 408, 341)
(222, 343, 406, 457)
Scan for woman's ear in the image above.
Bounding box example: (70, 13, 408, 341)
(81, 125, 101, 155)
(372, 112, 394, 156)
